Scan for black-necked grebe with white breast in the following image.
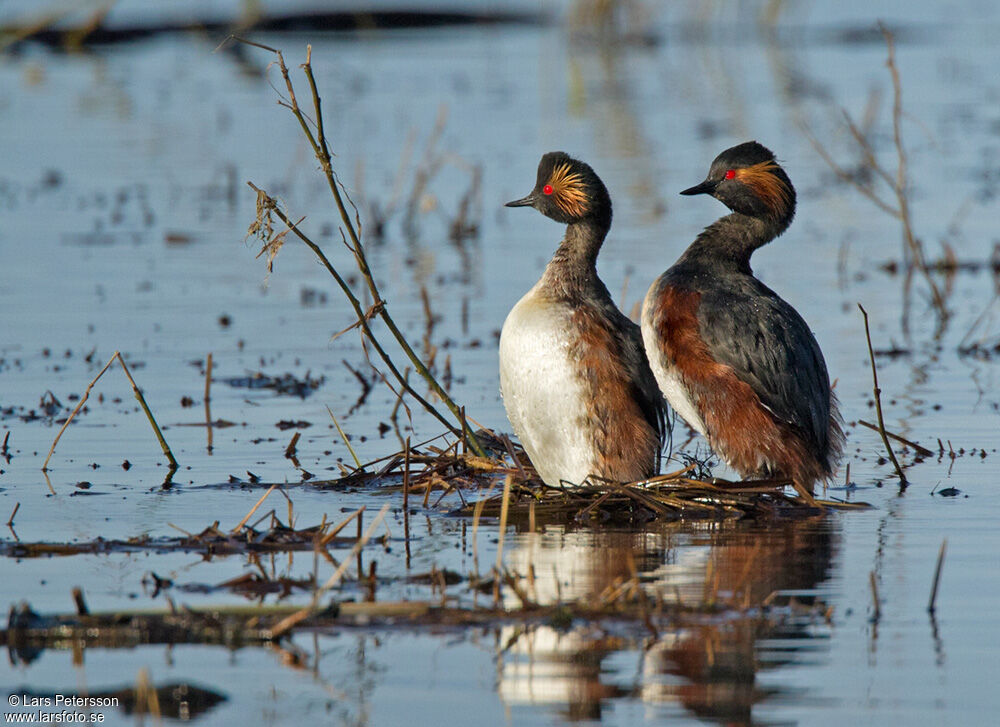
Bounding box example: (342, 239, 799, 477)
(500, 152, 666, 487)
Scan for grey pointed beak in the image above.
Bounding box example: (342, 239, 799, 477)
(680, 179, 717, 196)
(505, 193, 536, 208)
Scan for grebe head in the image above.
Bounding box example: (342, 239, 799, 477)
(506, 152, 612, 226)
(681, 141, 795, 224)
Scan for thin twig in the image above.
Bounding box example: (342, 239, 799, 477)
(859, 305, 907, 486)
(857, 419, 933, 457)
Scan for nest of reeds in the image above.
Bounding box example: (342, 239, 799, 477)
(311, 429, 869, 525)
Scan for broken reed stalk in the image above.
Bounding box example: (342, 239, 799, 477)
(470, 479, 497, 580)
(231, 484, 278, 533)
(403, 437, 412, 565)
(6, 502, 19, 527)
(327, 407, 362, 469)
(284, 431, 300, 458)
(42, 351, 178, 473)
(859, 305, 907, 486)
(402, 437, 411, 512)
(879, 22, 946, 318)
(320, 506, 365, 545)
(928, 538, 947, 613)
(204, 352, 214, 451)
(233, 37, 486, 457)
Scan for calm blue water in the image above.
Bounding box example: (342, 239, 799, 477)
(2, 1, 999, 725)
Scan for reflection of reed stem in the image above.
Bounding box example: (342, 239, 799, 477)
(879, 22, 948, 321)
(799, 24, 948, 329)
(869, 570, 881, 622)
(928, 538, 947, 613)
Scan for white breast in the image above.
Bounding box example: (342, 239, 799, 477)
(499, 285, 596, 487)
(640, 284, 708, 437)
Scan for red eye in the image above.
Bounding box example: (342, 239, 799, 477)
(542, 184, 554, 195)
(724, 169, 736, 180)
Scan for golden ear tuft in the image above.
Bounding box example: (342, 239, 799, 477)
(734, 160, 792, 216)
(547, 162, 589, 217)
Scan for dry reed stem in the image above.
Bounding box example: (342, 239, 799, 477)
(231, 37, 486, 456)
(327, 407, 362, 469)
(403, 439, 412, 567)
(470, 479, 498, 579)
(43, 351, 177, 474)
(231, 484, 278, 534)
(133, 667, 162, 722)
(319, 508, 366, 545)
(204, 352, 214, 451)
(859, 305, 907, 486)
(6, 502, 19, 527)
(928, 538, 947, 613)
(880, 23, 947, 319)
(402, 436, 411, 512)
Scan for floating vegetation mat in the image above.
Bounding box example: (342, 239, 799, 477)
(320, 428, 871, 524)
(5, 429, 870, 562)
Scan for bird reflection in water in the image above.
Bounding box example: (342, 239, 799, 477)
(497, 518, 835, 725)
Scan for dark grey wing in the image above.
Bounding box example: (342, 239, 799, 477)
(696, 279, 831, 453)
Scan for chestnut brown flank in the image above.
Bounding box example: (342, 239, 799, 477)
(735, 160, 791, 217)
(652, 285, 825, 490)
(570, 307, 658, 482)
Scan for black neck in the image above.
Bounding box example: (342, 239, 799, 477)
(541, 216, 612, 299)
(679, 211, 792, 273)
